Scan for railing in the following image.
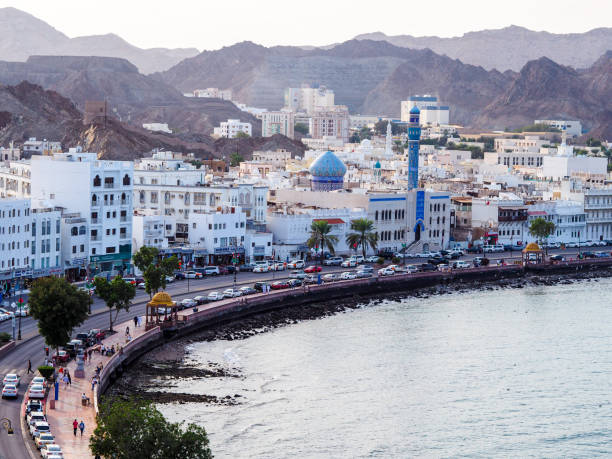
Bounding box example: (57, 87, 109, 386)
(121, 199, 128, 205)
(104, 182, 115, 188)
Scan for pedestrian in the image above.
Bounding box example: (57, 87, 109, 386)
(73, 419, 78, 436)
(91, 377, 97, 391)
(63, 374, 69, 387)
(125, 325, 130, 337)
(27, 359, 32, 374)
(79, 420, 85, 436)
(133, 316, 138, 328)
(67, 370, 72, 386)
(88, 348, 93, 361)
(137, 316, 142, 327)
(83, 351, 87, 363)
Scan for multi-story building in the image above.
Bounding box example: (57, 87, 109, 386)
(0, 161, 31, 198)
(0, 145, 21, 162)
(284, 85, 335, 115)
(60, 212, 89, 281)
(484, 151, 545, 168)
(0, 199, 31, 282)
(309, 106, 350, 143)
(579, 189, 612, 242)
(494, 136, 547, 153)
(472, 194, 526, 244)
(526, 200, 585, 244)
(261, 111, 295, 139)
(22, 138, 62, 158)
(535, 119, 582, 137)
(401, 95, 450, 125)
(132, 211, 173, 252)
(188, 207, 247, 264)
(252, 149, 292, 167)
(213, 119, 252, 138)
(349, 115, 379, 130)
(30, 207, 63, 275)
(30, 149, 134, 275)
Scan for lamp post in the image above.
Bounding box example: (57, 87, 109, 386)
(17, 297, 23, 340)
(0, 417, 14, 435)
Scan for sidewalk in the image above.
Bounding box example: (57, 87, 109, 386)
(44, 317, 147, 458)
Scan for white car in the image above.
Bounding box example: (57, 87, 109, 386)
(207, 291, 225, 301)
(288, 260, 305, 269)
(365, 256, 379, 263)
(31, 376, 46, 388)
(289, 270, 307, 279)
(340, 271, 357, 280)
(1, 384, 17, 399)
(414, 252, 433, 258)
(28, 384, 45, 399)
(165, 275, 175, 283)
(454, 260, 471, 269)
(222, 288, 242, 298)
(341, 259, 357, 268)
(355, 270, 373, 278)
(323, 257, 343, 266)
(0, 312, 10, 322)
(253, 264, 269, 273)
(137, 282, 146, 289)
(378, 267, 395, 276)
(41, 444, 63, 458)
(27, 412, 46, 427)
(184, 271, 202, 279)
(179, 298, 197, 309)
(387, 264, 405, 272)
(3, 373, 20, 387)
(30, 421, 50, 438)
(273, 263, 286, 271)
(322, 273, 338, 282)
(35, 433, 55, 449)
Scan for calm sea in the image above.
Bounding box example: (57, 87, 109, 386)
(159, 279, 612, 458)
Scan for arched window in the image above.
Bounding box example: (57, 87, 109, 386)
(79, 226, 86, 235)
(139, 191, 145, 203)
(93, 175, 101, 187)
(123, 174, 131, 186)
(71, 227, 78, 236)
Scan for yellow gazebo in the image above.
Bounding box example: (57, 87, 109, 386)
(522, 242, 544, 264)
(145, 291, 178, 330)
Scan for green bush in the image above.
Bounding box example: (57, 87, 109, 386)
(376, 257, 385, 265)
(38, 366, 55, 380)
(391, 256, 401, 264)
(0, 332, 11, 344)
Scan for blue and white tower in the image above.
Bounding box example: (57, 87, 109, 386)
(407, 106, 421, 190)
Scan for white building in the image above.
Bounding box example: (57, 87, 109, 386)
(350, 115, 379, 130)
(132, 212, 173, 252)
(261, 111, 295, 139)
(526, 200, 585, 245)
(535, 119, 582, 137)
(30, 207, 62, 275)
(59, 212, 89, 281)
(252, 149, 292, 167)
(22, 138, 61, 157)
(472, 194, 527, 245)
(309, 106, 350, 143)
(0, 199, 31, 280)
(284, 85, 335, 115)
(142, 123, 172, 134)
(494, 136, 547, 153)
(188, 207, 247, 264)
(401, 96, 450, 125)
(541, 136, 607, 181)
(191, 88, 232, 100)
(0, 161, 31, 198)
(0, 146, 21, 162)
(213, 119, 252, 138)
(30, 149, 134, 275)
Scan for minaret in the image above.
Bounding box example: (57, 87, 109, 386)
(407, 106, 421, 190)
(385, 121, 393, 157)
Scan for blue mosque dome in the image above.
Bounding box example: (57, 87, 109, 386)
(374, 160, 381, 169)
(309, 150, 346, 191)
(410, 105, 421, 114)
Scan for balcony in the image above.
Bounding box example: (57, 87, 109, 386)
(104, 182, 115, 189)
(121, 199, 129, 205)
(90, 236, 101, 241)
(120, 216, 127, 222)
(91, 218, 100, 224)
(498, 215, 528, 222)
(585, 203, 612, 210)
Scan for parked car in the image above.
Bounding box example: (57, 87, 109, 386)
(405, 264, 418, 273)
(322, 273, 338, 282)
(193, 295, 208, 305)
(89, 328, 105, 341)
(270, 281, 290, 289)
(51, 350, 69, 364)
(75, 332, 94, 347)
(566, 241, 579, 248)
(466, 245, 483, 253)
(418, 263, 437, 272)
(549, 254, 566, 262)
(253, 262, 270, 273)
(581, 251, 596, 258)
(122, 277, 137, 285)
(387, 264, 405, 273)
(365, 255, 379, 263)
(303, 274, 317, 284)
(378, 267, 395, 276)
(27, 411, 46, 426)
(359, 265, 374, 273)
(473, 257, 484, 267)
(355, 270, 373, 278)
(239, 286, 257, 295)
(289, 270, 307, 279)
(453, 260, 471, 269)
(137, 282, 146, 289)
(63, 339, 83, 358)
(2, 384, 17, 399)
(323, 257, 343, 266)
(35, 433, 55, 450)
(253, 282, 270, 292)
(222, 288, 242, 298)
(304, 265, 322, 273)
(25, 400, 44, 418)
(30, 421, 50, 439)
(414, 251, 435, 258)
(3, 373, 20, 387)
(40, 444, 63, 458)
(428, 256, 450, 266)
(340, 271, 357, 280)
(340, 259, 357, 268)
(207, 291, 225, 301)
(165, 275, 175, 283)
(31, 376, 47, 389)
(288, 260, 305, 269)
(353, 255, 365, 264)
(174, 271, 186, 280)
(202, 266, 221, 276)
(179, 298, 197, 309)
(287, 279, 302, 287)
(184, 271, 202, 279)
(594, 251, 609, 258)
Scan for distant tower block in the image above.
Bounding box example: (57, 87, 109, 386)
(84, 101, 107, 125)
(407, 106, 421, 190)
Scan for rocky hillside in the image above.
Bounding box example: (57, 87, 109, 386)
(355, 26, 612, 72)
(0, 7, 198, 74)
(213, 134, 307, 161)
(476, 52, 612, 137)
(0, 56, 261, 137)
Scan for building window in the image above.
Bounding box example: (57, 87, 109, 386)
(72, 245, 77, 254)
(123, 174, 131, 186)
(93, 175, 101, 187)
(105, 246, 116, 254)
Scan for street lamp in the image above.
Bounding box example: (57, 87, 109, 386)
(17, 297, 23, 340)
(1, 417, 14, 435)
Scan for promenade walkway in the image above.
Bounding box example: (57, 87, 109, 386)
(44, 317, 147, 459)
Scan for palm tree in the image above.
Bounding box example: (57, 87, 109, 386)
(345, 218, 378, 258)
(307, 220, 339, 265)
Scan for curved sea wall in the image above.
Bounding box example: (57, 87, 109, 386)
(95, 258, 612, 405)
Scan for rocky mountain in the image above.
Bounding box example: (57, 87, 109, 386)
(0, 7, 198, 74)
(0, 55, 261, 137)
(355, 26, 612, 72)
(476, 52, 612, 138)
(156, 39, 514, 124)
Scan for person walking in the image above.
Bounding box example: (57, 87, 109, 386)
(88, 348, 93, 361)
(133, 316, 138, 328)
(27, 359, 32, 374)
(63, 373, 69, 388)
(72, 419, 78, 436)
(125, 326, 130, 337)
(79, 420, 85, 437)
(66, 370, 72, 386)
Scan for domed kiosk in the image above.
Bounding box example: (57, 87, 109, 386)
(309, 150, 347, 191)
(145, 291, 179, 330)
(522, 242, 544, 265)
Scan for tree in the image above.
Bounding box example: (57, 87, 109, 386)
(230, 152, 244, 167)
(90, 398, 212, 459)
(306, 220, 338, 265)
(345, 218, 378, 258)
(93, 276, 136, 332)
(133, 246, 179, 297)
(294, 123, 309, 135)
(529, 217, 556, 251)
(234, 131, 250, 139)
(28, 277, 91, 354)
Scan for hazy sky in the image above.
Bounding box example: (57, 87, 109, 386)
(3, 0, 611, 50)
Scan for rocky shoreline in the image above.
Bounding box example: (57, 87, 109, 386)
(107, 267, 612, 405)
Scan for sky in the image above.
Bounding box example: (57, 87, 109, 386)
(2, 0, 611, 51)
